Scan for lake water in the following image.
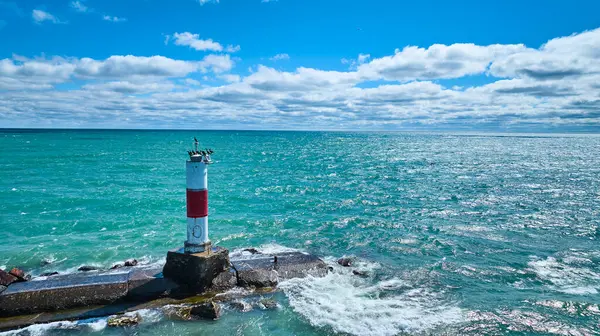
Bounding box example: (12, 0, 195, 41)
(1, 130, 599, 335)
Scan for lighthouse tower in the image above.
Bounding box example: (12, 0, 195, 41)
(185, 138, 211, 253)
(163, 138, 230, 292)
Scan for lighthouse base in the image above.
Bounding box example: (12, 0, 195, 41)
(162, 246, 230, 293)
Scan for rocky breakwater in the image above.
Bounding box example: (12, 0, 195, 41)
(0, 248, 328, 331)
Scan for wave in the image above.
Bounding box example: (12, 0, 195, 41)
(278, 257, 464, 336)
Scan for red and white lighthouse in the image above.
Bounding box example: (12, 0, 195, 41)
(184, 139, 212, 253)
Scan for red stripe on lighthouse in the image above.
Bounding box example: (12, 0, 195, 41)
(186, 189, 208, 218)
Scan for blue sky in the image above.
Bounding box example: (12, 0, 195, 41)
(1, 0, 600, 131)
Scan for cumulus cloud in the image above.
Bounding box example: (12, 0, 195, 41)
(357, 43, 526, 81)
(198, 0, 219, 4)
(32, 9, 64, 24)
(0, 54, 232, 86)
(82, 80, 175, 94)
(270, 53, 290, 61)
(170, 32, 240, 53)
(2, 27, 600, 130)
(102, 15, 126, 22)
(70, 1, 88, 12)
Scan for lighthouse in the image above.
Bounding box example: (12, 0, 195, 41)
(163, 138, 230, 292)
(185, 138, 211, 253)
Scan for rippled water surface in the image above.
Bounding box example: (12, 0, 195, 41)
(1, 130, 599, 335)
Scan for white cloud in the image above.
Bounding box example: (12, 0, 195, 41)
(183, 78, 201, 86)
(219, 74, 241, 83)
(198, 54, 234, 73)
(70, 1, 88, 12)
(270, 53, 290, 61)
(2, 27, 600, 130)
(198, 0, 219, 5)
(82, 80, 175, 94)
(103, 15, 126, 22)
(170, 32, 240, 53)
(357, 53, 370, 64)
(357, 43, 526, 81)
(0, 54, 231, 86)
(32, 9, 64, 24)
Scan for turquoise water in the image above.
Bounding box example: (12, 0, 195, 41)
(1, 130, 600, 335)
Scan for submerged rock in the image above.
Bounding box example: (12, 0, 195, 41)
(124, 259, 138, 267)
(107, 313, 142, 327)
(243, 248, 260, 254)
(231, 300, 252, 312)
(78, 266, 101, 272)
(0, 269, 18, 286)
(110, 264, 123, 270)
(164, 306, 192, 321)
(352, 270, 369, 278)
(258, 298, 278, 310)
(337, 258, 353, 267)
(190, 301, 222, 320)
(39, 272, 59, 277)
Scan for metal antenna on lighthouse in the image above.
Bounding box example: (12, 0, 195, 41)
(194, 137, 199, 153)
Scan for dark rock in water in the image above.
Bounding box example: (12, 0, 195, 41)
(0, 270, 18, 286)
(0, 285, 6, 294)
(273, 253, 328, 279)
(352, 270, 369, 278)
(231, 300, 252, 312)
(110, 264, 123, 270)
(236, 267, 278, 288)
(243, 248, 260, 254)
(190, 301, 221, 320)
(40, 260, 52, 266)
(78, 266, 101, 272)
(337, 258, 353, 267)
(211, 269, 237, 291)
(39, 272, 59, 277)
(9, 268, 30, 282)
(164, 306, 192, 321)
(107, 313, 142, 327)
(258, 298, 278, 310)
(124, 259, 138, 267)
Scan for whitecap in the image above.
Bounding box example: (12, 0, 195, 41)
(279, 259, 464, 336)
(527, 256, 600, 295)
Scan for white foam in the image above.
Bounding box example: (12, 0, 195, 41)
(230, 243, 304, 260)
(0, 317, 107, 336)
(527, 256, 600, 295)
(279, 259, 464, 336)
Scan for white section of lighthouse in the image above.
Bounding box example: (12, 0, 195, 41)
(184, 139, 213, 254)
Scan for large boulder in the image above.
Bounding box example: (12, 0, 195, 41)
(237, 268, 278, 288)
(210, 269, 237, 291)
(0, 270, 18, 287)
(9, 268, 30, 282)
